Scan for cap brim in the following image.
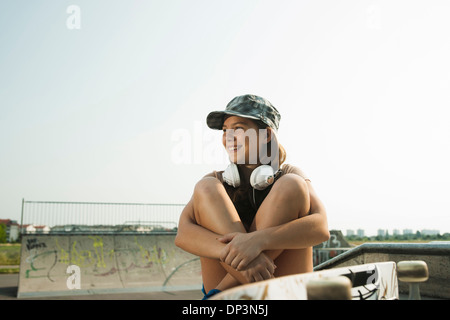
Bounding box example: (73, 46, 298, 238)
(206, 110, 260, 130)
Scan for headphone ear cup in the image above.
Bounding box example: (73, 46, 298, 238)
(250, 165, 275, 190)
(223, 163, 240, 188)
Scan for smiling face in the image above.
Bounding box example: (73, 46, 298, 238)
(222, 116, 270, 166)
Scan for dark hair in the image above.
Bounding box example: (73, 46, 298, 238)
(253, 119, 286, 168)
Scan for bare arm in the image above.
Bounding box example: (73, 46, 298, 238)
(258, 180, 330, 250)
(174, 198, 224, 259)
(259, 165, 329, 250)
(219, 180, 330, 269)
(175, 196, 275, 284)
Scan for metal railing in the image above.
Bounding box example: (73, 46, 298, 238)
(20, 199, 186, 234)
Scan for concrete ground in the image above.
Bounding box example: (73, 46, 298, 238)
(0, 273, 204, 300)
(1, 273, 441, 301)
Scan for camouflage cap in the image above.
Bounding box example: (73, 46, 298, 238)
(207, 94, 281, 131)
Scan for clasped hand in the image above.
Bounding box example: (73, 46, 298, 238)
(218, 232, 275, 282)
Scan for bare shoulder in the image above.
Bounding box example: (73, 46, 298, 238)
(201, 171, 221, 180)
(281, 164, 311, 182)
(194, 171, 225, 194)
(196, 171, 224, 185)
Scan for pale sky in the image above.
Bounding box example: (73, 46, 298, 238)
(1, 0, 449, 236)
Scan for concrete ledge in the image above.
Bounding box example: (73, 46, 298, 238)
(314, 242, 450, 299)
(18, 234, 202, 298)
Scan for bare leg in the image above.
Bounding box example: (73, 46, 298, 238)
(250, 174, 313, 275)
(192, 177, 247, 292)
(193, 174, 312, 292)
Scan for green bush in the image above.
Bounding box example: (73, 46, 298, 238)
(0, 244, 21, 265)
(0, 224, 6, 243)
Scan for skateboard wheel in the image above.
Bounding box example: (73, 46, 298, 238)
(306, 276, 352, 300)
(397, 261, 429, 283)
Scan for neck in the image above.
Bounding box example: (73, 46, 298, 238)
(237, 164, 259, 185)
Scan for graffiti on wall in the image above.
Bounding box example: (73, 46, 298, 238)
(22, 235, 200, 288)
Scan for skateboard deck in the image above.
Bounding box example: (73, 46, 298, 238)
(211, 261, 398, 300)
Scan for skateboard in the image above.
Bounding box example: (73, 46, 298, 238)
(211, 261, 398, 300)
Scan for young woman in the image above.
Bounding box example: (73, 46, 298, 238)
(175, 95, 330, 299)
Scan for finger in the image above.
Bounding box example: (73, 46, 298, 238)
(265, 263, 274, 275)
(219, 245, 230, 262)
(224, 249, 237, 266)
(230, 257, 239, 269)
(261, 268, 272, 280)
(217, 233, 236, 243)
(264, 256, 276, 274)
(253, 272, 263, 282)
(236, 258, 250, 271)
(269, 262, 277, 274)
(231, 255, 244, 270)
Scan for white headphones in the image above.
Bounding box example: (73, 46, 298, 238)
(222, 163, 278, 190)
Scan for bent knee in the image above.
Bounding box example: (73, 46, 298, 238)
(194, 177, 225, 198)
(272, 174, 310, 214)
(273, 174, 309, 198)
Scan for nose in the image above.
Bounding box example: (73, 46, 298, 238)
(225, 129, 235, 142)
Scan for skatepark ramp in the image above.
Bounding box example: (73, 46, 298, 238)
(313, 242, 450, 299)
(17, 234, 202, 298)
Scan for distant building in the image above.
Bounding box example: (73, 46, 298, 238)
(377, 229, 386, 237)
(403, 229, 414, 235)
(357, 229, 365, 237)
(421, 229, 440, 236)
(393, 229, 401, 236)
(24, 225, 50, 234)
(0, 219, 20, 242)
(346, 229, 355, 237)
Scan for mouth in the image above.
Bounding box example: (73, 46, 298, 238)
(227, 145, 242, 153)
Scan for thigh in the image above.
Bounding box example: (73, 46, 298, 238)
(273, 248, 313, 277)
(250, 174, 312, 274)
(250, 174, 310, 231)
(192, 177, 247, 291)
(193, 177, 246, 235)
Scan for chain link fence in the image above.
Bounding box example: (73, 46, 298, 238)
(20, 199, 186, 234)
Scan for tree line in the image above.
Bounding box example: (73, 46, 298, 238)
(345, 231, 450, 242)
